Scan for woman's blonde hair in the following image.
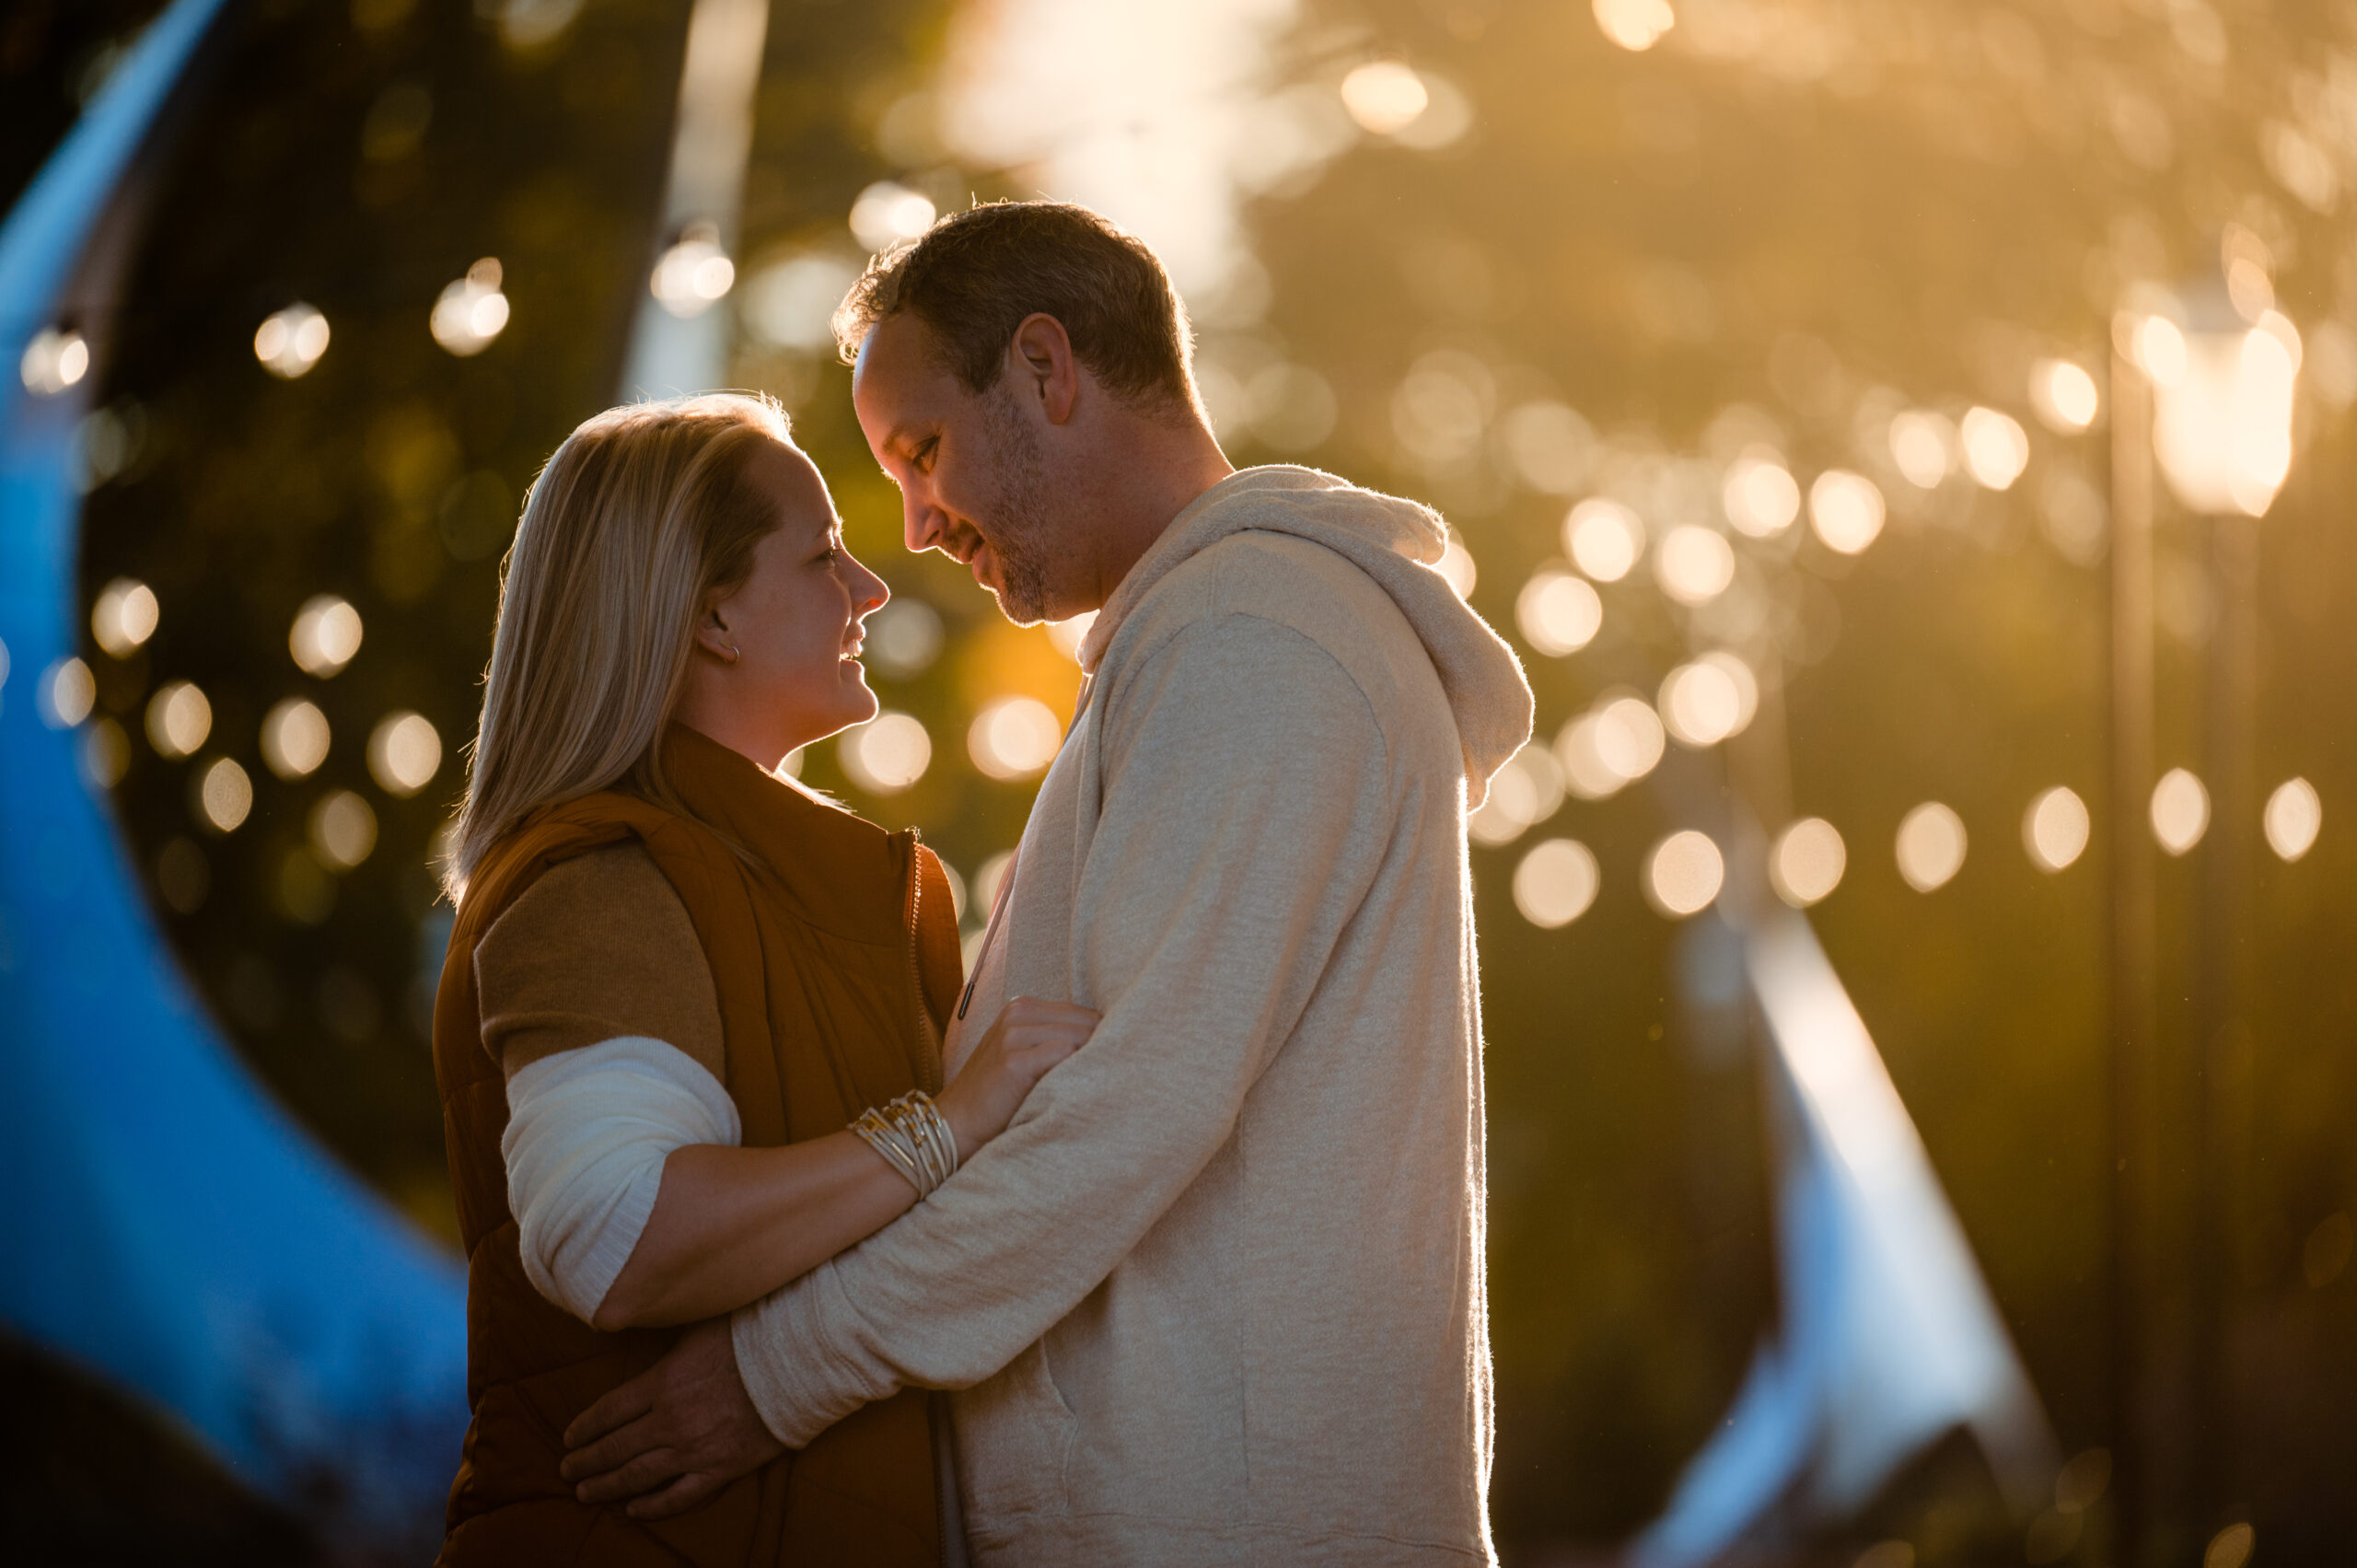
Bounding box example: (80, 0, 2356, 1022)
(447, 393, 795, 900)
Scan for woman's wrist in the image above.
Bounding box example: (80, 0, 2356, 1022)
(848, 1091, 960, 1197)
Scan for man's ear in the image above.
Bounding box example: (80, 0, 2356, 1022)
(1009, 312, 1080, 425)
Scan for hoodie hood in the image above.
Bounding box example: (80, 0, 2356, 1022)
(1079, 465, 1535, 805)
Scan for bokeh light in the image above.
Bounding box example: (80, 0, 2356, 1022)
(1045, 610, 1097, 663)
(969, 696, 1063, 780)
(1659, 654, 1755, 748)
(2134, 315, 2189, 386)
(2264, 777, 2321, 862)
(308, 789, 379, 870)
(971, 850, 1014, 920)
(1655, 524, 1734, 606)
(1554, 713, 1624, 800)
(252, 303, 330, 379)
(2029, 359, 2099, 433)
(1513, 838, 1599, 929)
(260, 698, 331, 780)
(652, 226, 737, 319)
(1469, 743, 1566, 847)
(744, 251, 864, 350)
(429, 259, 510, 356)
(81, 719, 131, 789)
(1594, 0, 1676, 53)
(2150, 767, 2210, 856)
(1645, 830, 1723, 918)
(289, 595, 364, 677)
(39, 656, 95, 729)
(865, 598, 945, 678)
(2153, 317, 2299, 517)
(1771, 817, 1846, 908)
(850, 181, 937, 251)
(1808, 470, 1886, 555)
(19, 326, 87, 395)
(91, 577, 159, 656)
(1722, 450, 1799, 539)
(1594, 695, 1666, 784)
(145, 680, 214, 760)
(366, 712, 443, 797)
(2023, 786, 2091, 873)
(484, 0, 585, 50)
(1392, 349, 1495, 472)
(1502, 402, 1596, 494)
(1339, 61, 1428, 136)
(1887, 410, 1955, 488)
(1960, 407, 2030, 490)
(2053, 1447, 2113, 1516)
(1244, 362, 1338, 450)
(2204, 1522, 2256, 1568)
(1436, 535, 1477, 598)
(839, 711, 932, 794)
(1896, 802, 1968, 892)
(1515, 568, 1603, 656)
(1564, 497, 1644, 582)
(194, 757, 252, 834)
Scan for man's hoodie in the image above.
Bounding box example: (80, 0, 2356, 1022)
(735, 465, 1535, 1567)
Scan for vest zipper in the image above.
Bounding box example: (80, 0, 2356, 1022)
(902, 828, 939, 1095)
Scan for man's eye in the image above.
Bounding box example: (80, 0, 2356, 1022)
(916, 437, 940, 470)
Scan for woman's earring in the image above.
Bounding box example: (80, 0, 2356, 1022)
(725, 645, 741, 663)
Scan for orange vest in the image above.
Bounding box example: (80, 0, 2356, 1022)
(432, 726, 963, 1565)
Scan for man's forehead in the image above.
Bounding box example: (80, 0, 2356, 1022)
(853, 313, 959, 424)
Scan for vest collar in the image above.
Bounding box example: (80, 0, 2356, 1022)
(659, 722, 912, 947)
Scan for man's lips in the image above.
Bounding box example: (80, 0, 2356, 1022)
(945, 532, 994, 583)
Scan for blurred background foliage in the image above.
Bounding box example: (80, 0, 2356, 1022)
(9, 0, 2357, 1561)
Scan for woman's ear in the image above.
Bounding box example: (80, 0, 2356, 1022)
(690, 598, 739, 665)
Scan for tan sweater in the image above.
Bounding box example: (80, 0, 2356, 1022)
(731, 467, 1533, 1566)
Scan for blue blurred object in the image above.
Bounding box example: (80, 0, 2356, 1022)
(1633, 912, 2056, 1566)
(0, 0, 468, 1546)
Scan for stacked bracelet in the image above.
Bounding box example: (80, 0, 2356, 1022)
(850, 1091, 960, 1198)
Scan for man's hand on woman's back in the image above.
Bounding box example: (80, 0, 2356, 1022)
(561, 1318, 781, 1518)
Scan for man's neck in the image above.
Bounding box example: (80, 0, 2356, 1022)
(1077, 416, 1236, 613)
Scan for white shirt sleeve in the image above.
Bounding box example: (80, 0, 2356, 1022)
(501, 1035, 741, 1322)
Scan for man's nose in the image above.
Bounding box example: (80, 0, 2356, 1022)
(902, 490, 941, 554)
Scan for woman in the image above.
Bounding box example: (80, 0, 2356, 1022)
(430, 393, 1093, 1564)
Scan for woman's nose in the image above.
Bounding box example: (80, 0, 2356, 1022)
(854, 559, 889, 611)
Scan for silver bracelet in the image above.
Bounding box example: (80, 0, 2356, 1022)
(850, 1091, 960, 1198)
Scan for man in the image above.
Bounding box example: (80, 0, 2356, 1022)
(563, 201, 1532, 1565)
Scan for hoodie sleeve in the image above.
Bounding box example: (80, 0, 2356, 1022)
(730, 610, 1393, 1446)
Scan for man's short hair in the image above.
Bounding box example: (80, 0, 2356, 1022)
(832, 201, 1196, 413)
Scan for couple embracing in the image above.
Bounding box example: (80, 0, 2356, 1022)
(431, 201, 1533, 1566)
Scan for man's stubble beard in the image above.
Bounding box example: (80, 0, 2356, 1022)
(976, 386, 1057, 625)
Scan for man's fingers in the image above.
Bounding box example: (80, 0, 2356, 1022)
(561, 1411, 665, 1487)
(1005, 1019, 1096, 1051)
(563, 1377, 657, 1455)
(624, 1470, 725, 1521)
(573, 1446, 689, 1506)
